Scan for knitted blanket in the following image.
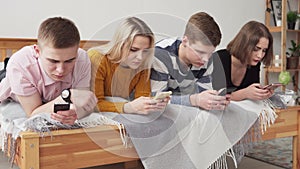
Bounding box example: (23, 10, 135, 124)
(101, 98, 277, 169)
(0, 99, 276, 169)
(107, 98, 277, 169)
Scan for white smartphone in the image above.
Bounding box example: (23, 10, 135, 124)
(153, 91, 172, 100)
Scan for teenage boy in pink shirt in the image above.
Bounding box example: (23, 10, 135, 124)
(0, 17, 97, 125)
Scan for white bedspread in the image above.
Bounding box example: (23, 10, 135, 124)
(0, 99, 276, 169)
(106, 98, 277, 169)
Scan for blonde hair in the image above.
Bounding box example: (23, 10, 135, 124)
(91, 17, 155, 71)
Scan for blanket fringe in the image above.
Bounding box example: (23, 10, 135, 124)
(260, 100, 278, 134)
(2, 133, 16, 168)
(76, 114, 129, 147)
(2, 112, 130, 167)
(8, 135, 16, 167)
(207, 149, 230, 169)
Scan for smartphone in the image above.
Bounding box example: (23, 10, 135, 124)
(218, 87, 237, 96)
(54, 103, 70, 113)
(262, 83, 282, 90)
(218, 88, 227, 96)
(153, 91, 172, 100)
(226, 87, 237, 94)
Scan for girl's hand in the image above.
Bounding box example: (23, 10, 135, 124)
(244, 83, 272, 100)
(154, 96, 170, 110)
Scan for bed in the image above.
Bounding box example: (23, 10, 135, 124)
(0, 38, 140, 169)
(0, 38, 299, 169)
(12, 126, 138, 169)
(261, 106, 300, 169)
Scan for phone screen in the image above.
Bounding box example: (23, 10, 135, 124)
(153, 91, 172, 100)
(54, 103, 70, 113)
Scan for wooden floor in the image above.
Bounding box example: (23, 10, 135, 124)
(0, 152, 285, 169)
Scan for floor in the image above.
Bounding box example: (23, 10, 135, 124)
(0, 151, 285, 169)
(228, 157, 285, 169)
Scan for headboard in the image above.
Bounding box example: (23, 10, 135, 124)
(0, 38, 108, 62)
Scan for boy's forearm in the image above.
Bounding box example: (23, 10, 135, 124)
(31, 96, 63, 116)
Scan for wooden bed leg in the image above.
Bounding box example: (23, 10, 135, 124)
(293, 136, 298, 169)
(297, 110, 300, 169)
(124, 160, 140, 169)
(20, 135, 39, 169)
(295, 135, 300, 169)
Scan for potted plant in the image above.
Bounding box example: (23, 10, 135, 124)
(287, 11, 298, 29)
(287, 40, 300, 69)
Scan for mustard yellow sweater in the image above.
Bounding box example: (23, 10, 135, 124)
(88, 49, 151, 113)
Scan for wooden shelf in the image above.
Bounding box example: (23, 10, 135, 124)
(268, 27, 300, 33)
(265, 66, 300, 72)
(264, 66, 281, 72)
(267, 26, 282, 32)
(264, 0, 300, 94)
(287, 29, 300, 33)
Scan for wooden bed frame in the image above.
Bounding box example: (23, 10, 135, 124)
(1, 38, 300, 169)
(14, 126, 139, 169)
(261, 106, 300, 169)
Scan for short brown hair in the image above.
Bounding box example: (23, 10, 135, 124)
(184, 12, 221, 47)
(38, 17, 80, 48)
(227, 21, 273, 66)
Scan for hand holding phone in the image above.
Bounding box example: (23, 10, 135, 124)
(54, 103, 70, 113)
(153, 91, 172, 100)
(262, 83, 282, 90)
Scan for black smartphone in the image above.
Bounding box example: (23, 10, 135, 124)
(226, 87, 237, 94)
(262, 83, 282, 90)
(54, 103, 70, 113)
(218, 88, 227, 96)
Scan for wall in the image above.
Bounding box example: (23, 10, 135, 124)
(0, 0, 265, 49)
(4, 0, 284, 88)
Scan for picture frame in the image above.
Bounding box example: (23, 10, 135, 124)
(271, 0, 291, 26)
(271, 0, 282, 26)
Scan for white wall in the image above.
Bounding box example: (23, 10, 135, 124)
(7, 1, 294, 90)
(0, 0, 265, 49)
